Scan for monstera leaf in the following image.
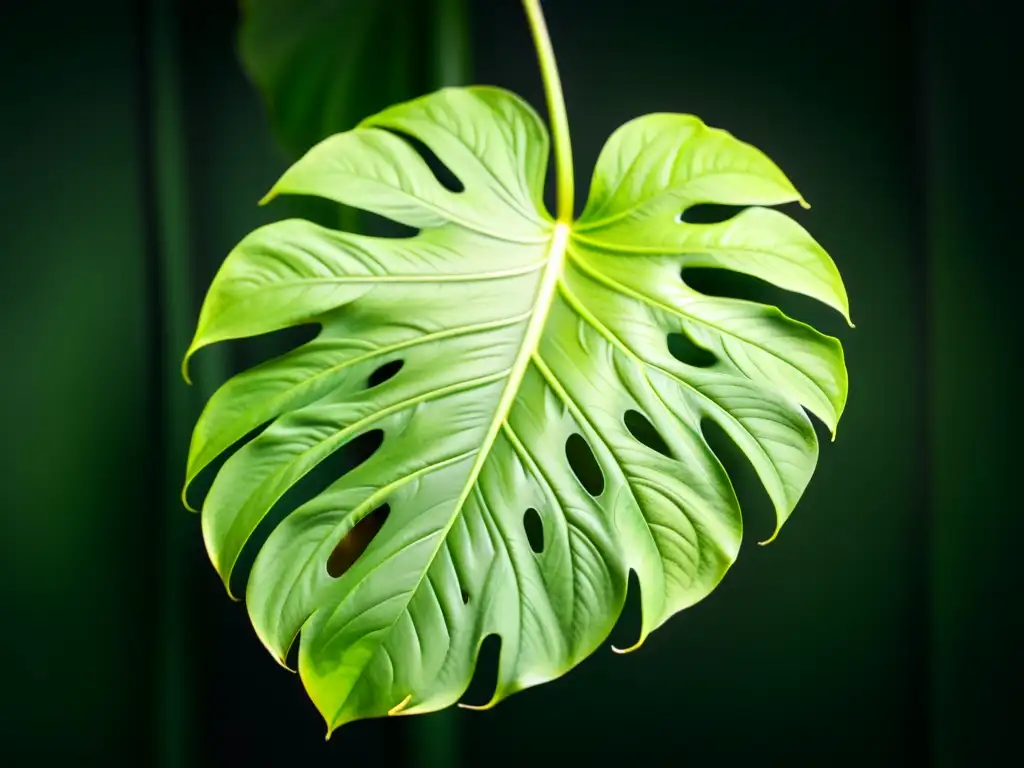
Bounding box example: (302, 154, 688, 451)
(183, 83, 849, 732)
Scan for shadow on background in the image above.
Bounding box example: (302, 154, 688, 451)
(0, 0, 1016, 765)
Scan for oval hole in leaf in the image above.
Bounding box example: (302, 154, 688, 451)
(676, 203, 747, 224)
(456, 560, 471, 604)
(667, 331, 716, 368)
(231, 428, 386, 594)
(623, 410, 673, 458)
(461, 634, 502, 708)
(609, 569, 642, 652)
(327, 503, 391, 578)
(367, 359, 404, 389)
(381, 128, 465, 193)
(565, 433, 605, 496)
(523, 508, 544, 554)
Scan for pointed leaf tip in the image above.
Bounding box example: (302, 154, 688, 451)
(611, 637, 645, 655)
(758, 527, 781, 547)
(181, 485, 197, 513)
(209, 551, 241, 602)
(324, 715, 343, 740)
(268, 654, 295, 673)
(252, 627, 298, 673)
(457, 700, 498, 712)
(388, 694, 413, 716)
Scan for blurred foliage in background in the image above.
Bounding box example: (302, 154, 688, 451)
(240, 0, 470, 159)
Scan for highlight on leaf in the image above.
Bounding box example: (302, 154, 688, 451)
(184, 1, 849, 736)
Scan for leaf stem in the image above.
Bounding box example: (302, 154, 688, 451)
(434, 0, 470, 87)
(522, 0, 574, 222)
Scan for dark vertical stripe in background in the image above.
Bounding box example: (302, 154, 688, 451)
(926, 2, 1019, 765)
(139, 0, 203, 765)
(1, 0, 153, 762)
(134, 0, 176, 759)
(910, 0, 934, 761)
(0, 0, 1015, 764)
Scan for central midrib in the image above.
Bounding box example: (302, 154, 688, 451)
(444, 220, 570, 527)
(326, 221, 570, 726)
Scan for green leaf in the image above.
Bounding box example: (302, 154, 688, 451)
(239, 0, 467, 158)
(184, 86, 849, 732)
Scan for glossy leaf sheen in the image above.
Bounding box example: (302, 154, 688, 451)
(184, 86, 850, 732)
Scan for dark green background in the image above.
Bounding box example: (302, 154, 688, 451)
(0, 0, 1016, 765)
